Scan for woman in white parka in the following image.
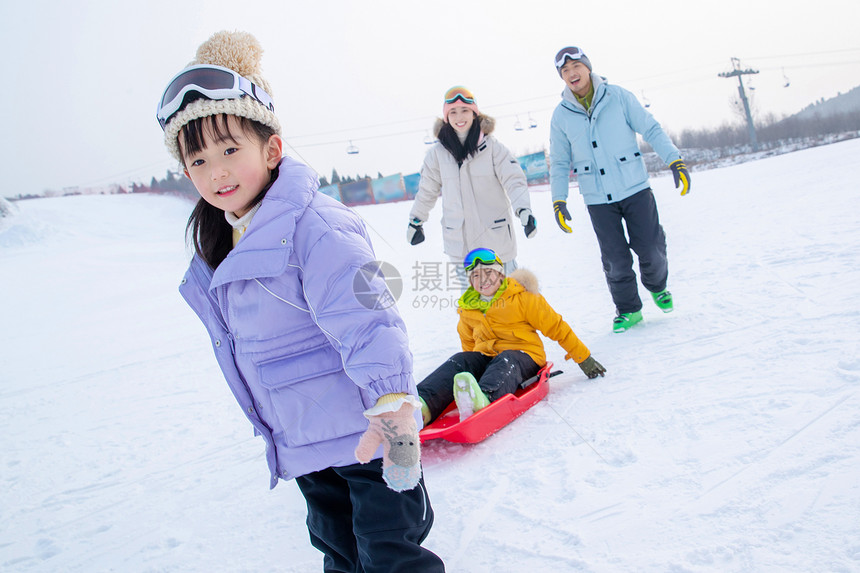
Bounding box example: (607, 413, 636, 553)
(407, 86, 536, 283)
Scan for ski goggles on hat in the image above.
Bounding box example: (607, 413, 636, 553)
(555, 46, 585, 69)
(464, 247, 502, 271)
(444, 86, 476, 105)
(156, 64, 275, 130)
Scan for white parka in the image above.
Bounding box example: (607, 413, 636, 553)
(409, 116, 531, 263)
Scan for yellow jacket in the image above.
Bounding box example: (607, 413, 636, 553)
(456, 269, 591, 366)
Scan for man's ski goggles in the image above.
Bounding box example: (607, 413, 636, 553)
(555, 46, 585, 69)
(156, 64, 275, 130)
(444, 86, 476, 105)
(464, 248, 502, 271)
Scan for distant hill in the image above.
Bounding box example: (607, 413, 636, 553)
(666, 84, 860, 168)
(792, 85, 860, 121)
(1, 196, 17, 219)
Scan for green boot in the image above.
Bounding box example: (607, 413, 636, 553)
(613, 310, 643, 333)
(453, 372, 490, 422)
(651, 289, 674, 313)
(419, 397, 431, 426)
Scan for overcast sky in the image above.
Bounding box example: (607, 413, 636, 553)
(2, 0, 858, 198)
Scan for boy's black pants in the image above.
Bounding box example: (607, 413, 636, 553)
(417, 350, 540, 423)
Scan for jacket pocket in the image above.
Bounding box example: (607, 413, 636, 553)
(614, 148, 648, 189)
(257, 344, 368, 448)
(476, 216, 513, 254)
(442, 224, 463, 256)
(572, 160, 596, 194)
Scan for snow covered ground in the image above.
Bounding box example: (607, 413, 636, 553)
(2, 139, 859, 572)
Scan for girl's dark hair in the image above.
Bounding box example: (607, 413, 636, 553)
(437, 115, 483, 165)
(181, 114, 278, 269)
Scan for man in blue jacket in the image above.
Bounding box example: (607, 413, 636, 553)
(549, 46, 691, 332)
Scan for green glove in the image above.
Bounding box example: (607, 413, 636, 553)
(670, 160, 691, 196)
(578, 355, 606, 379)
(553, 200, 572, 233)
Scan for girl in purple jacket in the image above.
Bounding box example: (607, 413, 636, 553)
(157, 31, 443, 572)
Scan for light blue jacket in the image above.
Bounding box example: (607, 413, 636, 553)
(550, 74, 681, 205)
(179, 157, 419, 488)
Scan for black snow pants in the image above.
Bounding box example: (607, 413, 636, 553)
(295, 459, 445, 572)
(586, 188, 668, 315)
(417, 350, 540, 423)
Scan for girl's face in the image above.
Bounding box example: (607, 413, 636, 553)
(447, 106, 475, 134)
(470, 267, 503, 297)
(181, 115, 282, 217)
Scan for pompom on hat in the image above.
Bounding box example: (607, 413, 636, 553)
(442, 86, 480, 123)
(160, 30, 282, 162)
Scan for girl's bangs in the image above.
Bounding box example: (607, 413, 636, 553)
(180, 114, 239, 159)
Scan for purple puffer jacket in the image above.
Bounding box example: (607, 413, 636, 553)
(179, 157, 419, 488)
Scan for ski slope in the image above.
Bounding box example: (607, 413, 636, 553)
(2, 139, 859, 572)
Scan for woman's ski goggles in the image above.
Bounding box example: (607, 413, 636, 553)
(554, 46, 585, 69)
(156, 64, 275, 130)
(464, 248, 502, 271)
(444, 86, 476, 105)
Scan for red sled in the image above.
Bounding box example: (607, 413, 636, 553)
(419, 362, 560, 444)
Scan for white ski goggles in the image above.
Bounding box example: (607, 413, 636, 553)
(554, 46, 585, 69)
(156, 64, 275, 130)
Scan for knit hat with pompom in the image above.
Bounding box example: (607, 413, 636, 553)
(161, 30, 281, 162)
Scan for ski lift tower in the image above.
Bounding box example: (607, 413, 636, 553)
(719, 57, 759, 151)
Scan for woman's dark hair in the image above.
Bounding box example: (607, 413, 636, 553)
(181, 114, 278, 269)
(437, 115, 482, 165)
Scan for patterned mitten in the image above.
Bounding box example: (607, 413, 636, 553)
(355, 403, 421, 492)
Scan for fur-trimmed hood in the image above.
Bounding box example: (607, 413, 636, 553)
(508, 268, 538, 294)
(410, 113, 530, 263)
(433, 115, 495, 138)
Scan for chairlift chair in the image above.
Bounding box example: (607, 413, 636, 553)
(346, 140, 359, 155)
(514, 116, 524, 131)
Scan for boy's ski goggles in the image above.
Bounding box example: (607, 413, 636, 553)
(464, 248, 502, 271)
(444, 86, 476, 105)
(555, 46, 585, 69)
(156, 64, 275, 130)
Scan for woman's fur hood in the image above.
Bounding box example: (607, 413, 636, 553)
(507, 268, 539, 294)
(433, 114, 495, 138)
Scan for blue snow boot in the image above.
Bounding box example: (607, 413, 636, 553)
(453, 372, 490, 422)
(613, 310, 643, 333)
